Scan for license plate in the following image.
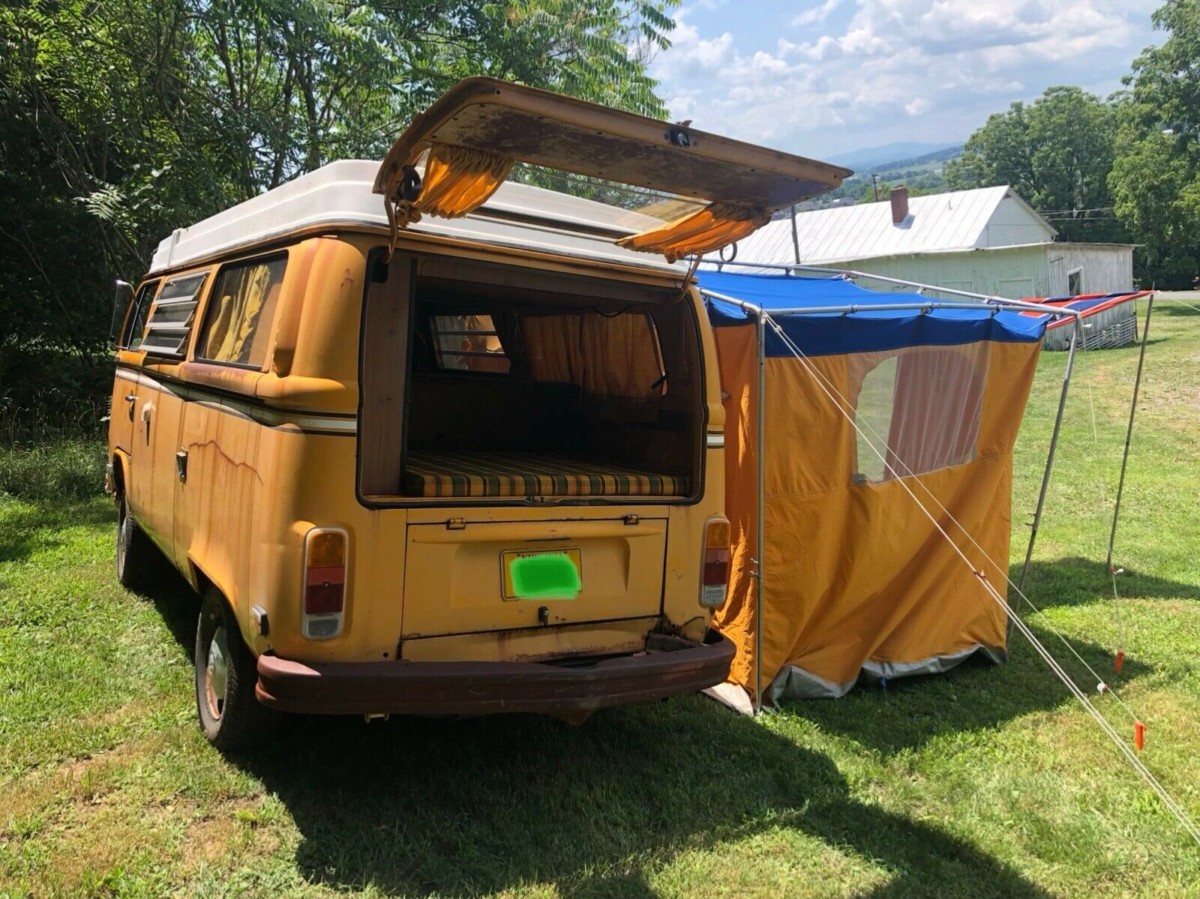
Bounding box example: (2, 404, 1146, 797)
(502, 549, 582, 600)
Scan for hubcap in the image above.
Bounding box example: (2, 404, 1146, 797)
(205, 625, 230, 720)
(117, 505, 127, 572)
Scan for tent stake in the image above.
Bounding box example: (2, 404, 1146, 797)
(754, 310, 766, 714)
(1017, 313, 1081, 602)
(1106, 292, 1155, 574)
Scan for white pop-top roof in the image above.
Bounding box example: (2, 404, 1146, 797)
(703, 186, 1057, 268)
(149, 160, 684, 275)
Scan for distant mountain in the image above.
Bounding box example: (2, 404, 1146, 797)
(830, 142, 963, 173)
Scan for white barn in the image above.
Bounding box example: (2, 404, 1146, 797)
(706, 185, 1135, 299)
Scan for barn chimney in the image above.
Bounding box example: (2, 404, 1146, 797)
(890, 186, 909, 225)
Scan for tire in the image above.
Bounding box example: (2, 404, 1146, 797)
(195, 587, 279, 752)
(116, 492, 172, 593)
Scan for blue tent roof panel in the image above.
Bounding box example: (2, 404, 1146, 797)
(698, 271, 1049, 357)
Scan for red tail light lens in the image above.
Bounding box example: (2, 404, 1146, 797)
(701, 518, 731, 607)
(303, 528, 348, 639)
(305, 568, 344, 615)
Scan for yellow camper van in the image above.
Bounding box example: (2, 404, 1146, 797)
(106, 78, 847, 749)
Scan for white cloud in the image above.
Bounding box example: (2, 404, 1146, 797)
(652, 0, 1162, 155)
(791, 0, 842, 28)
(667, 18, 735, 70)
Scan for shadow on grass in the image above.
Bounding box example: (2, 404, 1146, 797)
(787, 624, 1148, 758)
(142, 568, 202, 657)
(232, 699, 1051, 898)
(1013, 557, 1200, 607)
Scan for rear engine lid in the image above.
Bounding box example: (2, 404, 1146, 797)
(400, 515, 667, 647)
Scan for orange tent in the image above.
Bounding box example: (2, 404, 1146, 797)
(700, 271, 1058, 704)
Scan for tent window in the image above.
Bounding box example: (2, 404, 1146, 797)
(854, 357, 898, 483)
(199, 254, 287, 368)
(853, 344, 987, 484)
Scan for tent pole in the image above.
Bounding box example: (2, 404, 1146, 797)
(754, 310, 766, 715)
(1017, 313, 1081, 605)
(1106, 292, 1155, 573)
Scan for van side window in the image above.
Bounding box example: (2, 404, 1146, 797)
(199, 255, 287, 367)
(140, 273, 208, 357)
(122, 279, 160, 349)
(430, 314, 511, 374)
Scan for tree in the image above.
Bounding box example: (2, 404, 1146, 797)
(1109, 0, 1200, 287)
(0, 0, 679, 422)
(946, 86, 1122, 243)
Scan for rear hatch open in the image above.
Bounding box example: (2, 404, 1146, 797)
(373, 76, 850, 262)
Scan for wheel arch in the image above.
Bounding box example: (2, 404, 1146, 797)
(188, 560, 257, 651)
(111, 450, 131, 498)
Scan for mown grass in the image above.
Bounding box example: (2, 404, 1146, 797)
(1, 298, 1198, 897)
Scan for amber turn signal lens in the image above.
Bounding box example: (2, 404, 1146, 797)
(308, 531, 345, 568)
(705, 519, 731, 550)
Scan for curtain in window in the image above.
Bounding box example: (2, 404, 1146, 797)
(389, 143, 514, 230)
(616, 201, 771, 263)
(845, 345, 988, 483)
(521, 312, 663, 404)
(202, 259, 285, 365)
(886, 346, 986, 479)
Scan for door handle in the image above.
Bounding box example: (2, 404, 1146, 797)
(141, 402, 153, 445)
(176, 449, 189, 483)
(125, 393, 137, 421)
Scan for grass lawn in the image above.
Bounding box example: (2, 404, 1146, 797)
(1, 297, 1198, 898)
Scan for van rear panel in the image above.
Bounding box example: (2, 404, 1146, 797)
(400, 515, 667, 642)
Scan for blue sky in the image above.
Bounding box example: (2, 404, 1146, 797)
(648, 0, 1164, 158)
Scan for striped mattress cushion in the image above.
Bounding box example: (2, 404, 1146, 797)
(404, 450, 690, 498)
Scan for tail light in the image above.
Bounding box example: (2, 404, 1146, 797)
(303, 527, 348, 639)
(701, 518, 731, 607)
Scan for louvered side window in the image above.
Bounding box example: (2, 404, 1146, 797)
(139, 273, 208, 357)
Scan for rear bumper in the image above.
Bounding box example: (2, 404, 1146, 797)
(255, 632, 735, 717)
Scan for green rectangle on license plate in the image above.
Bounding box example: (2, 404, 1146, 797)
(502, 549, 581, 600)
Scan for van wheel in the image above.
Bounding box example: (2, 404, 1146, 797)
(195, 588, 278, 752)
(116, 493, 170, 593)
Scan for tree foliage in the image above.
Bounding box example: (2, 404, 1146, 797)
(1109, 0, 1200, 287)
(0, 0, 678, 411)
(945, 86, 1123, 243)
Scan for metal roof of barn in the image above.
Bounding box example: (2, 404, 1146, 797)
(706, 186, 1057, 268)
